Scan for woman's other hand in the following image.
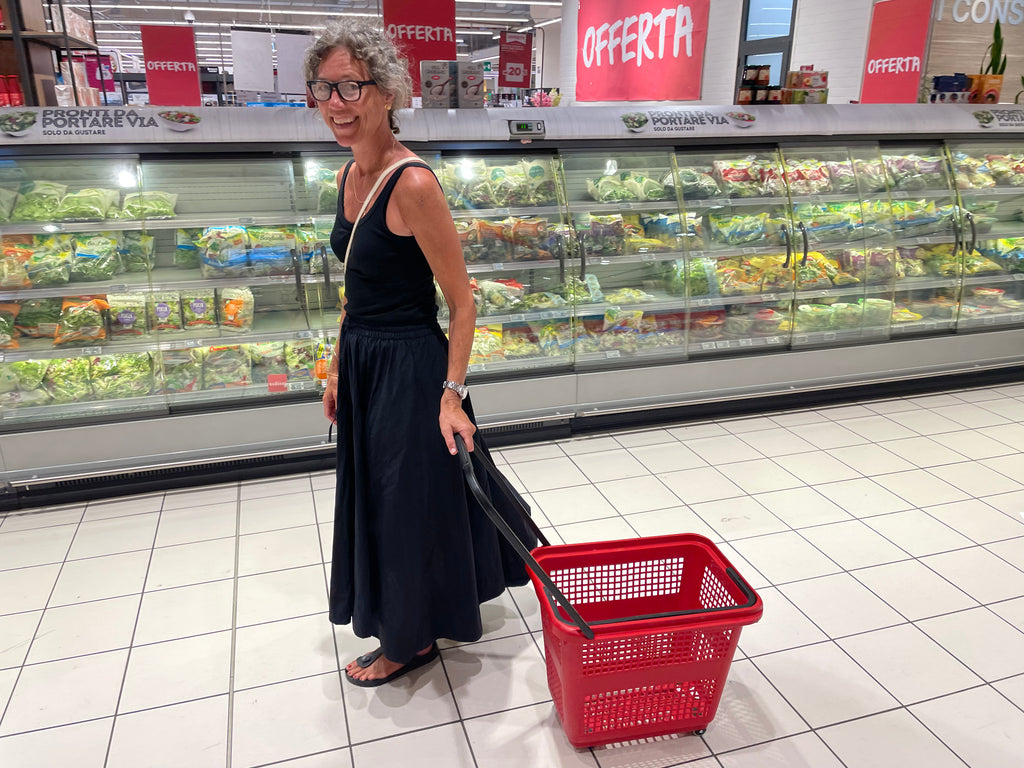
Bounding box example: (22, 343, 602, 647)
(440, 389, 475, 454)
(323, 374, 339, 423)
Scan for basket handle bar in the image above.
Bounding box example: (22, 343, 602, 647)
(455, 435, 594, 640)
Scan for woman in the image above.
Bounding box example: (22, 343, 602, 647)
(305, 20, 535, 687)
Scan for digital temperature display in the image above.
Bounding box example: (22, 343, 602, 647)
(507, 120, 545, 138)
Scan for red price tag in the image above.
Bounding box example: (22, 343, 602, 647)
(267, 373, 288, 393)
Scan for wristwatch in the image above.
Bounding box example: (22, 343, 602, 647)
(442, 380, 468, 400)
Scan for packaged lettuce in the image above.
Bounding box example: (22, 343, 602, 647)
(0, 362, 17, 393)
(147, 291, 183, 332)
(247, 227, 297, 251)
(0, 388, 52, 408)
(198, 226, 250, 278)
(158, 348, 203, 393)
(55, 188, 119, 221)
(55, 297, 109, 346)
(71, 235, 120, 282)
(622, 172, 670, 201)
(106, 292, 149, 338)
(203, 345, 251, 388)
(666, 166, 721, 198)
(174, 228, 203, 269)
(248, 342, 287, 383)
(14, 297, 61, 337)
(520, 158, 558, 205)
(713, 159, 762, 198)
(0, 186, 18, 221)
(586, 175, 633, 203)
(12, 181, 67, 221)
(119, 232, 155, 273)
(285, 339, 318, 380)
(119, 191, 177, 219)
(90, 353, 154, 399)
(11, 359, 48, 389)
(181, 288, 217, 329)
(0, 303, 18, 348)
(26, 248, 71, 287)
(0, 247, 31, 288)
(218, 287, 255, 332)
(43, 357, 93, 403)
(709, 212, 769, 245)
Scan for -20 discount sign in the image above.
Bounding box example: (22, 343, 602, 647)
(498, 32, 532, 88)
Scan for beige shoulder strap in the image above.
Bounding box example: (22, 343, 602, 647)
(342, 156, 421, 276)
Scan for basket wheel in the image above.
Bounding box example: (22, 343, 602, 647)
(694, 728, 707, 736)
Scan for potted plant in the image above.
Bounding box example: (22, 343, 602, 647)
(977, 19, 1007, 103)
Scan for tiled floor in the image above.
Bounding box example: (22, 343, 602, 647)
(2, 382, 1024, 767)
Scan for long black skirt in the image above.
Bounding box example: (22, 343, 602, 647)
(329, 316, 536, 664)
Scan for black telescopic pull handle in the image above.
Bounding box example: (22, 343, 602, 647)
(454, 434, 595, 640)
(781, 223, 791, 269)
(798, 220, 810, 266)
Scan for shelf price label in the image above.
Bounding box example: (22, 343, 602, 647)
(640, 253, 655, 262)
(739, 338, 752, 347)
(605, 350, 621, 359)
(702, 342, 716, 350)
(490, 263, 504, 271)
(295, 330, 313, 339)
(469, 363, 486, 372)
(81, 347, 102, 356)
(508, 314, 525, 322)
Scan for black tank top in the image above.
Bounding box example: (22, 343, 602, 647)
(330, 160, 438, 326)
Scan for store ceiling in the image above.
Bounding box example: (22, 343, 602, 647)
(63, 0, 562, 70)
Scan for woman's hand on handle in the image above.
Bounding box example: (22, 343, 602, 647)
(323, 374, 339, 423)
(440, 390, 475, 454)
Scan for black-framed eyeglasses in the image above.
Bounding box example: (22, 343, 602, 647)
(306, 79, 377, 102)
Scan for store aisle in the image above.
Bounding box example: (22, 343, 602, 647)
(1, 383, 1023, 768)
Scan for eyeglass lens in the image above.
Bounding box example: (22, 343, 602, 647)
(310, 81, 363, 102)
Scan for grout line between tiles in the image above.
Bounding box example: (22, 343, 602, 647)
(224, 484, 243, 768)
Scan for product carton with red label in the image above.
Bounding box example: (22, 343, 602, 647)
(457, 62, 485, 109)
(420, 61, 457, 109)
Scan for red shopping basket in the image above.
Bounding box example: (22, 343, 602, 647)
(455, 436, 763, 749)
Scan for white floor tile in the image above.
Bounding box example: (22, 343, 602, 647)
(838, 623, 983, 704)
(0, 613, 38, 671)
(754, 642, 899, 728)
(978, 396, 1024, 421)
(312, 488, 335, 523)
(49, 550, 150, 606)
(985, 490, 1024, 521)
(239, 494, 317, 536)
(83, 494, 163, 522)
(557, 435, 622, 456)
(905, 393, 965, 408)
(862, 509, 974, 557)
(840, 416, 919, 442)
(0, 564, 61, 616)
(465, 702, 601, 767)
(234, 614, 337, 691)
(718, 732, 843, 767)
(876, 436, 966, 468)
(987, 537, 1024, 572)
(0, 718, 112, 768)
(511, 457, 590, 493)
(666, 422, 730, 439)
(445, 634, 548, 720)
(26, 594, 140, 664)
(780, 573, 904, 637)
(819, 709, 965, 768)
(926, 499, 1024, 544)
(0, 507, 84, 533)
(931, 430, 1017, 459)
(0, 525, 76, 570)
(853, 560, 979, 621)
(554, 516, 639, 544)
(873, 470, 971, 508)
(826, 444, 915, 476)
(787, 421, 869, 449)
(736, 586, 828, 658)
(146, 537, 236, 591)
(498, 442, 566, 463)
(861, 398, 923, 415)
(154, 504, 237, 548)
(989, 596, 1024, 628)
(980, 423, 1024, 451)
(0, 650, 128, 735)
(235, 564, 326, 627)
(701, 659, 807, 754)
(750, 487, 851, 529)
(530, 484, 620, 526)
(735, 428, 816, 457)
(309, 471, 335, 491)
(657, 467, 746, 505)
(624, 506, 721, 541)
(885, 409, 967, 436)
(352, 723, 474, 768)
(953, 387, 1012, 403)
(267, 750, 350, 767)
(911, 686, 1024, 768)
(240, 475, 312, 501)
(917, 607, 1024, 681)
(778, 452, 861, 485)
(730, 532, 842, 585)
(119, 631, 231, 713)
(690, 496, 788, 540)
(721, 415, 783, 434)
(231, 673, 348, 768)
(931, 461, 1024, 497)
(134, 580, 234, 645)
(922, 546, 1024, 604)
(993, 673, 1024, 711)
(628, 442, 708, 474)
(799, 520, 910, 570)
(769, 409, 830, 427)
(933, 403, 1012, 428)
(819, 404, 878, 421)
(811, 478, 913, 517)
(595, 475, 684, 514)
(982, 453, 1024, 483)
(686, 435, 764, 465)
(613, 427, 677, 447)
(162, 483, 237, 511)
(108, 695, 228, 768)
(238, 525, 322, 577)
(66, 513, 159, 560)
(719, 459, 804, 494)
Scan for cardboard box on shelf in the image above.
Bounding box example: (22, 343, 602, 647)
(783, 87, 828, 104)
(32, 73, 57, 106)
(786, 68, 829, 89)
(1, 0, 47, 33)
(50, 7, 96, 44)
(420, 60, 456, 109)
(456, 61, 485, 108)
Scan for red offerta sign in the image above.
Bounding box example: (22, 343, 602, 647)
(383, 0, 457, 95)
(498, 32, 533, 89)
(860, 0, 931, 104)
(576, 0, 710, 101)
(141, 25, 201, 106)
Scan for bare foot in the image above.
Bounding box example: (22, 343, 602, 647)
(346, 644, 435, 683)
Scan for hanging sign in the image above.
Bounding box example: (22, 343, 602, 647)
(860, 0, 931, 103)
(383, 0, 457, 95)
(575, 0, 710, 101)
(498, 32, 533, 88)
(140, 25, 202, 106)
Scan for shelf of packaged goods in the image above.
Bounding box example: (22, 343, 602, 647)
(449, 205, 563, 220)
(893, 276, 961, 292)
(889, 318, 956, 335)
(968, 224, 1024, 241)
(475, 308, 573, 326)
(890, 188, 957, 200)
(300, 271, 343, 285)
(790, 326, 890, 347)
(1, 395, 168, 424)
(0, 312, 315, 363)
(574, 346, 689, 365)
(0, 270, 310, 301)
(166, 378, 321, 408)
(893, 232, 957, 248)
(957, 311, 1024, 330)
(466, 258, 563, 275)
(689, 335, 787, 354)
(958, 185, 1024, 198)
(963, 273, 1024, 287)
(0, 214, 306, 237)
(693, 245, 790, 260)
(584, 249, 686, 268)
(681, 195, 788, 210)
(567, 199, 682, 215)
(467, 355, 571, 375)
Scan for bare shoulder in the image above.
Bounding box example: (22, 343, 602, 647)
(393, 163, 446, 213)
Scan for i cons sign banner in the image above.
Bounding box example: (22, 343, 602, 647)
(576, 0, 710, 101)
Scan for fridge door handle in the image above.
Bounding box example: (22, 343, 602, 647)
(964, 210, 977, 255)
(781, 223, 792, 268)
(797, 221, 810, 266)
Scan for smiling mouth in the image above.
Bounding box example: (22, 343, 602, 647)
(332, 117, 355, 126)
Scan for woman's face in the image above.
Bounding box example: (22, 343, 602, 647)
(314, 46, 393, 147)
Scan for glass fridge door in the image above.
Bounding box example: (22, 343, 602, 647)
(781, 145, 896, 347)
(947, 143, 1024, 330)
(560, 148, 688, 368)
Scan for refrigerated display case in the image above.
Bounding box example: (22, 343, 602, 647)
(2, 104, 1023, 505)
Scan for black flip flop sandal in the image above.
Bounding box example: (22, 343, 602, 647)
(345, 643, 440, 687)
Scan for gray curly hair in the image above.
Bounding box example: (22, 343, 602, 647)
(303, 18, 413, 134)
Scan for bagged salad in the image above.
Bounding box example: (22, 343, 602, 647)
(0, 246, 31, 288)
(709, 211, 769, 245)
(470, 325, 503, 363)
(181, 288, 217, 329)
(11, 359, 49, 390)
(119, 232, 155, 273)
(286, 339, 318, 380)
(0, 303, 18, 348)
(218, 287, 255, 332)
(90, 353, 154, 399)
(198, 226, 250, 277)
(25, 246, 72, 287)
(158, 347, 203, 393)
(12, 181, 67, 221)
(203, 345, 251, 388)
(106, 292, 149, 338)
(71, 234, 121, 282)
(14, 297, 61, 338)
(55, 188, 120, 221)
(248, 342, 288, 383)
(147, 291, 183, 332)
(666, 166, 721, 198)
(0, 186, 19, 221)
(520, 158, 558, 205)
(44, 357, 94, 403)
(118, 191, 177, 219)
(54, 297, 109, 346)
(174, 228, 203, 269)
